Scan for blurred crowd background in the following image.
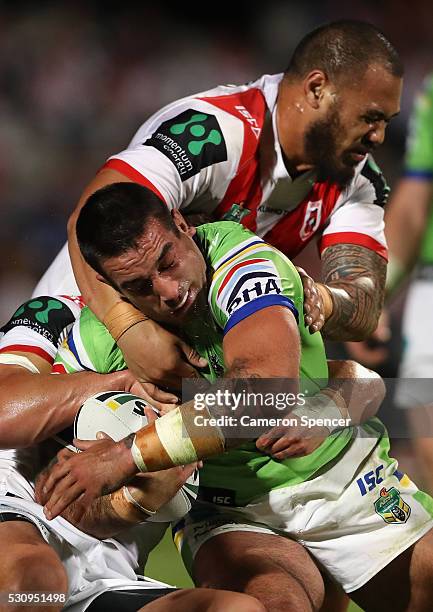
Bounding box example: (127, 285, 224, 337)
(0, 1, 432, 380)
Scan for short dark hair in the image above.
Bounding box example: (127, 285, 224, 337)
(285, 20, 403, 83)
(76, 182, 178, 277)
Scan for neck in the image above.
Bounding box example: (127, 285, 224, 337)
(276, 78, 314, 176)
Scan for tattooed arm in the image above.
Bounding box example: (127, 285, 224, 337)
(318, 243, 387, 341)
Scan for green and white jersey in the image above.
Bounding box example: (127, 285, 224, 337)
(54, 221, 353, 505)
(404, 73, 433, 265)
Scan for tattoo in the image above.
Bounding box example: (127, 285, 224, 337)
(321, 244, 386, 341)
(226, 358, 262, 379)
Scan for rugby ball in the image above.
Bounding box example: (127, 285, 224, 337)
(57, 391, 198, 523)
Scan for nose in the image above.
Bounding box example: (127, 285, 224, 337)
(152, 275, 180, 308)
(366, 121, 386, 146)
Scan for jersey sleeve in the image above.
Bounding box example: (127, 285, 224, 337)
(208, 235, 303, 335)
(319, 155, 388, 260)
(53, 306, 126, 374)
(404, 74, 433, 179)
(102, 99, 244, 213)
(0, 295, 82, 366)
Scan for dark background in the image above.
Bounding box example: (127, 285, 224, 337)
(0, 0, 432, 324)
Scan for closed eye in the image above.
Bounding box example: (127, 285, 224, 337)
(122, 278, 153, 296)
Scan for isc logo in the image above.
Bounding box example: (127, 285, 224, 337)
(212, 495, 233, 505)
(356, 464, 384, 496)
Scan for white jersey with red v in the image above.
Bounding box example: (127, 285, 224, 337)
(104, 73, 388, 260)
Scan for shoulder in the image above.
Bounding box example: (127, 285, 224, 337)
(340, 155, 390, 208)
(0, 295, 81, 347)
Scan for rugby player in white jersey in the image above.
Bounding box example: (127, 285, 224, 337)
(40, 185, 433, 611)
(33, 20, 402, 394)
(0, 298, 265, 612)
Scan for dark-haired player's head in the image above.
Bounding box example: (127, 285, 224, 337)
(77, 182, 207, 324)
(281, 20, 403, 187)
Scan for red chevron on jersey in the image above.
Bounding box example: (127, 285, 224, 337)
(263, 180, 342, 257)
(103, 73, 388, 261)
(200, 88, 267, 220)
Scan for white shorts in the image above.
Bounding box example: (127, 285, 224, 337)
(174, 421, 433, 593)
(32, 242, 78, 297)
(0, 459, 172, 612)
(395, 280, 433, 407)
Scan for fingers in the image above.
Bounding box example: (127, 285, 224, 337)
(141, 382, 179, 404)
(138, 382, 179, 414)
(41, 458, 73, 499)
(73, 437, 103, 451)
(256, 427, 287, 451)
(301, 276, 325, 333)
(96, 431, 113, 440)
(179, 342, 207, 369)
(44, 480, 86, 520)
(144, 406, 159, 423)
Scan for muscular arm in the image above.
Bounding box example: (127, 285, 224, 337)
(0, 352, 141, 448)
(40, 461, 196, 538)
(67, 168, 133, 320)
(326, 359, 385, 423)
(41, 306, 303, 517)
(319, 243, 387, 341)
(384, 178, 433, 297)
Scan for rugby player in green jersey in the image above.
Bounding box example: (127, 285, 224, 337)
(40, 182, 433, 611)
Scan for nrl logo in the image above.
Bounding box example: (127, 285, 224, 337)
(300, 200, 322, 241)
(374, 487, 411, 524)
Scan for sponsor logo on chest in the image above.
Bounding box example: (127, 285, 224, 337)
(227, 273, 282, 314)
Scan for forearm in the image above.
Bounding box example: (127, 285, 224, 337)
(385, 179, 432, 271)
(319, 244, 387, 341)
(122, 307, 301, 473)
(60, 488, 146, 539)
(68, 213, 119, 321)
(67, 167, 133, 321)
(326, 359, 385, 423)
(0, 368, 131, 448)
(384, 179, 433, 299)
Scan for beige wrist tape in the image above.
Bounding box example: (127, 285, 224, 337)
(110, 487, 150, 523)
(122, 486, 156, 517)
(291, 387, 349, 433)
(131, 403, 225, 472)
(103, 301, 148, 342)
(316, 283, 334, 320)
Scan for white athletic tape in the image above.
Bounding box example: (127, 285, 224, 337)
(122, 486, 156, 517)
(0, 353, 41, 373)
(131, 438, 148, 472)
(154, 407, 198, 466)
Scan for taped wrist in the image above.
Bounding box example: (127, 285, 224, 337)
(131, 403, 225, 472)
(103, 301, 148, 342)
(110, 487, 154, 523)
(290, 387, 349, 433)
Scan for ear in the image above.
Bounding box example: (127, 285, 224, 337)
(172, 209, 196, 237)
(303, 70, 329, 110)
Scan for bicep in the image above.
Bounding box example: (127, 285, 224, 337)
(223, 305, 300, 378)
(321, 242, 386, 288)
